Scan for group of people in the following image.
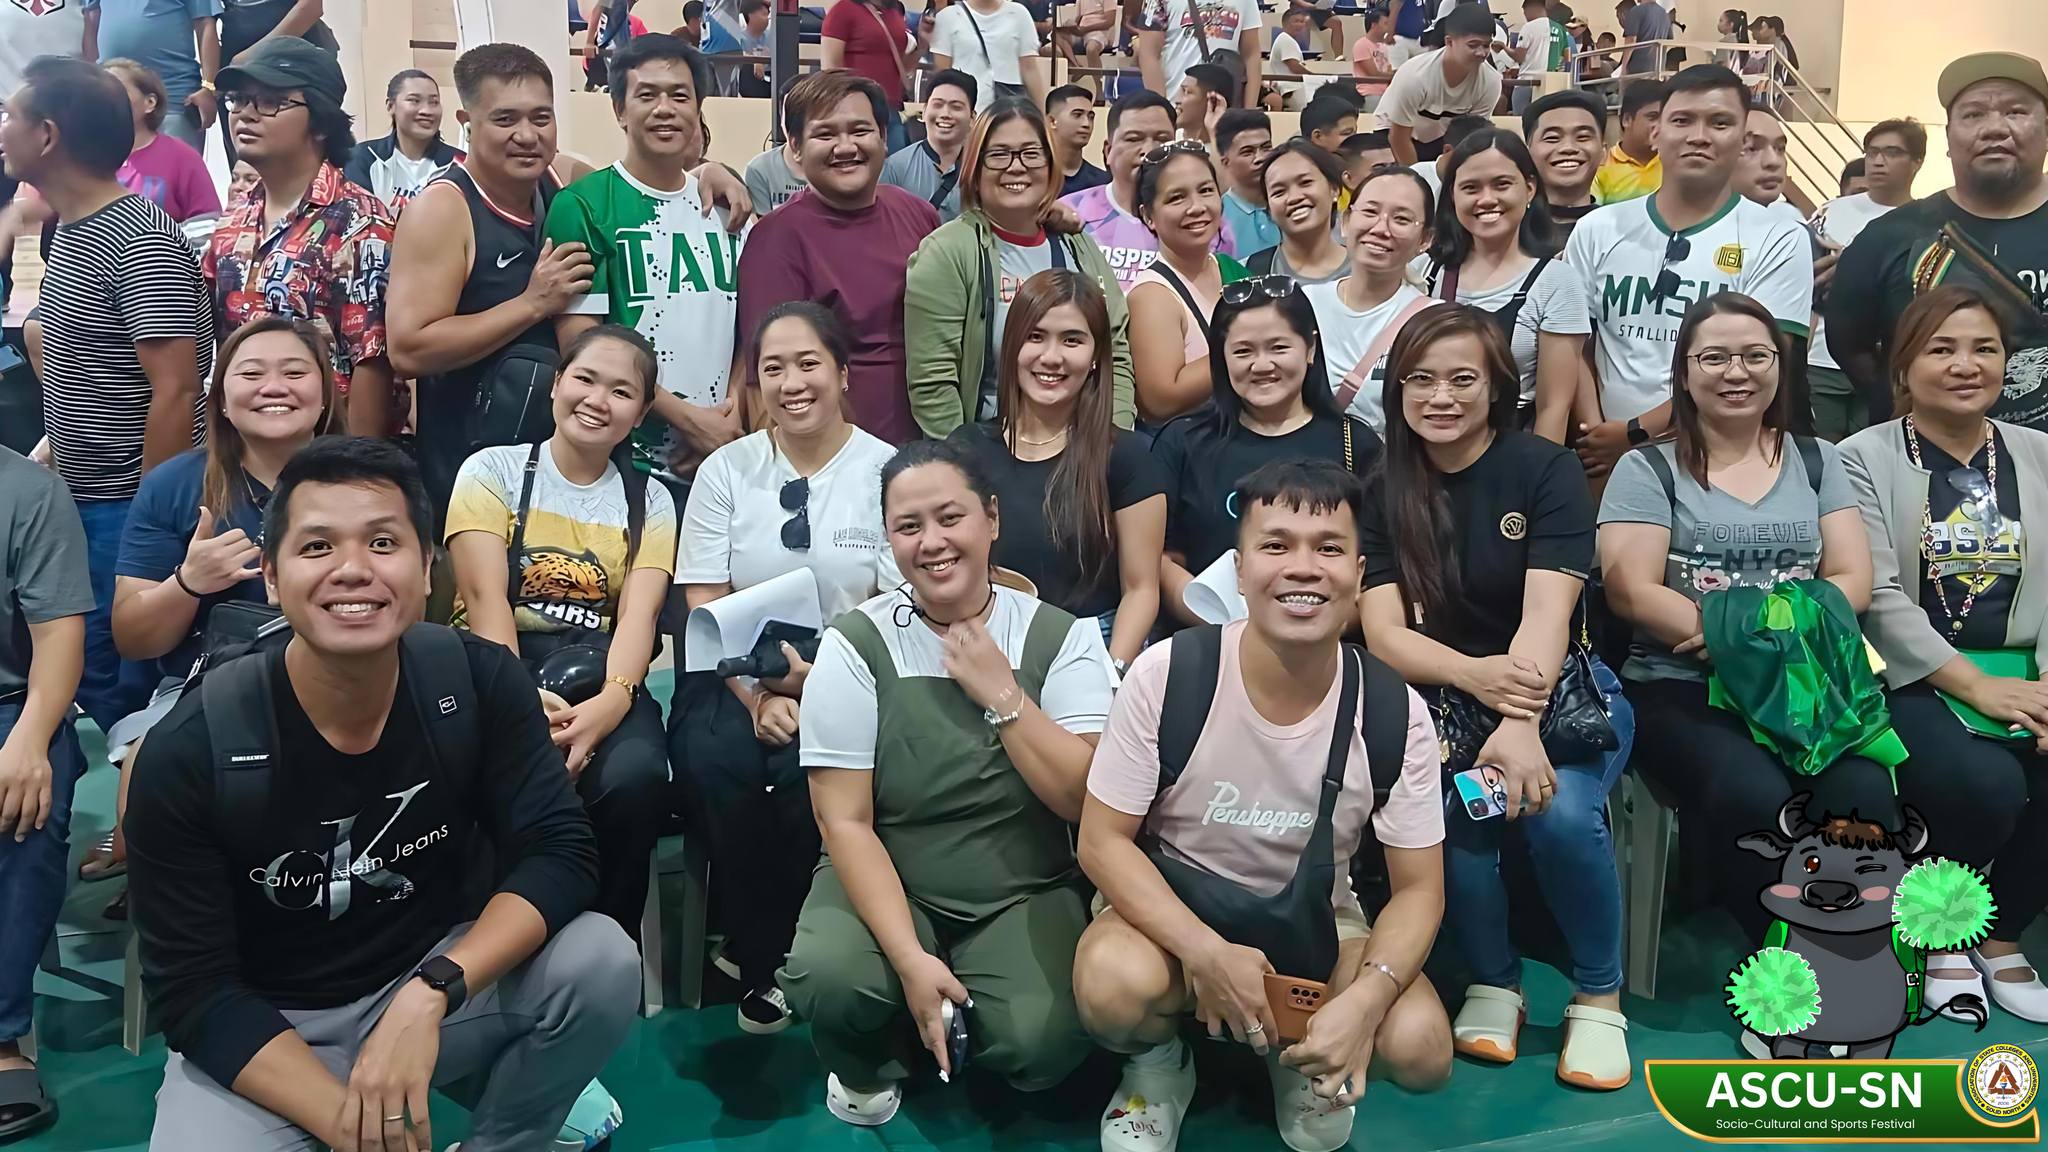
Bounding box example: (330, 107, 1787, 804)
(0, 1, 2045, 1149)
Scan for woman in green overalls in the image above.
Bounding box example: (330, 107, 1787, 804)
(779, 438, 1115, 1127)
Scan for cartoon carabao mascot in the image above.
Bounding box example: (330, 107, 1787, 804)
(1727, 795, 1993, 1058)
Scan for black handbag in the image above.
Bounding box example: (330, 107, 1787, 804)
(1434, 618, 1618, 775)
(466, 342, 559, 455)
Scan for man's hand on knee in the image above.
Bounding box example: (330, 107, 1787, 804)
(340, 980, 445, 1151)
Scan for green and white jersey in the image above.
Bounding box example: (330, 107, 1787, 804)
(544, 163, 747, 461)
(1565, 192, 1813, 422)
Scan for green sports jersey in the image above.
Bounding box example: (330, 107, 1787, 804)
(543, 162, 747, 465)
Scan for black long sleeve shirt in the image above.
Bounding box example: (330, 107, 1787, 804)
(124, 633, 598, 1088)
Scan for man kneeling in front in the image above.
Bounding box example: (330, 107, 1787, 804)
(1075, 459, 1452, 1152)
(125, 438, 639, 1151)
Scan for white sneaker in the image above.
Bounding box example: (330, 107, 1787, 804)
(1970, 948, 2048, 1022)
(825, 1073, 902, 1127)
(1926, 951, 1989, 1019)
(1100, 1041, 1196, 1152)
(1266, 1052, 1355, 1152)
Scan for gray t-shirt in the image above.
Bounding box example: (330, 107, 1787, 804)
(1439, 256, 1591, 404)
(1596, 437, 1857, 683)
(0, 448, 95, 698)
(880, 142, 964, 223)
(743, 147, 807, 214)
(977, 233, 1062, 419)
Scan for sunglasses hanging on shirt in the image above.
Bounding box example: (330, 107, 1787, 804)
(780, 476, 810, 552)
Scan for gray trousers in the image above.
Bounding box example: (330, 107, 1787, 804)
(149, 912, 640, 1151)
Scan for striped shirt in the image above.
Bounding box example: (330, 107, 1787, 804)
(38, 194, 212, 501)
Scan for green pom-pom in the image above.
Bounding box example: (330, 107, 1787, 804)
(1727, 947, 1822, 1036)
(1894, 857, 1997, 951)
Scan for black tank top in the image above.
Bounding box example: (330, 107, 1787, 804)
(420, 165, 560, 431)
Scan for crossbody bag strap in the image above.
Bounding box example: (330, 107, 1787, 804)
(862, 0, 912, 87)
(1333, 295, 1432, 412)
(1317, 645, 1363, 817)
(1151, 259, 1214, 343)
(1185, 0, 1214, 62)
(1360, 646, 1408, 806)
(960, 1, 995, 66)
(507, 442, 542, 604)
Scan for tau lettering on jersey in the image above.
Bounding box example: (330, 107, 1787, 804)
(613, 226, 741, 318)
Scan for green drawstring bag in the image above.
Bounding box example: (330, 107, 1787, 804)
(1702, 580, 1910, 781)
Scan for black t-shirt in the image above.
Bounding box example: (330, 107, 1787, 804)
(1062, 162, 1110, 198)
(1154, 411, 1382, 574)
(123, 634, 598, 1089)
(1360, 430, 1595, 656)
(1912, 425, 2024, 649)
(1830, 194, 2048, 430)
(219, 2, 340, 62)
(951, 421, 1167, 618)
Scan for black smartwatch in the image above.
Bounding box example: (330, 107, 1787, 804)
(1625, 416, 1650, 446)
(414, 955, 467, 1015)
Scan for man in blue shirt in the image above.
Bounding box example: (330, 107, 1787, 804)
(1388, 0, 1429, 66)
(83, 0, 224, 151)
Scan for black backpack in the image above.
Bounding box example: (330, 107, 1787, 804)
(201, 623, 482, 833)
(1157, 625, 1414, 913)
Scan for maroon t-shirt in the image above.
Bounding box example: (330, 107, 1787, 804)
(737, 185, 938, 445)
(820, 0, 910, 108)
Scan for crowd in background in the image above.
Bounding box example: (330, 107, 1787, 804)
(0, 1, 2045, 1149)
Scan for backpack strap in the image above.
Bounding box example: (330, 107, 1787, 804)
(203, 647, 286, 841)
(507, 442, 543, 601)
(1634, 441, 1679, 510)
(1359, 645, 1407, 806)
(398, 624, 481, 781)
(1156, 624, 1224, 798)
(1792, 433, 1824, 496)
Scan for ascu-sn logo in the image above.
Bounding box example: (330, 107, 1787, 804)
(1968, 1044, 2038, 1119)
(10, 0, 65, 16)
(1499, 512, 1527, 541)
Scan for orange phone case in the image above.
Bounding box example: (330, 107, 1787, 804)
(1263, 973, 1328, 1044)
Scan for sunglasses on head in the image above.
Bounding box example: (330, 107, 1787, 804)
(780, 476, 810, 552)
(1652, 234, 1692, 302)
(1141, 138, 1210, 167)
(1220, 274, 1298, 306)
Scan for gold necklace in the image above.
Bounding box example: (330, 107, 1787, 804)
(1016, 428, 1068, 446)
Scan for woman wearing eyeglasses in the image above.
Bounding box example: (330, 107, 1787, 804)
(1357, 305, 1634, 1089)
(445, 323, 676, 934)
(672, 302, 900, 1034)
(1128, 140, 1250, 425)
(949, 269, 1166, 670)
(1420, 130, 1589, 445)
(1304, 164, 1439, 434)
(780, 438, 1112, 1128)
(1597, 293, 1885, 935)
(1154, 277, 1382, 626)
(1840, 286, 2048, 1022)
(1240, 141, 1349, 287)
(907, 99, 1135, 439)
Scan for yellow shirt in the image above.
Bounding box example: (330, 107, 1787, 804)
(1592, 146, 1663, 205)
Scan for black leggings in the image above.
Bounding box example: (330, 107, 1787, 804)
(1889, 682, 2048, 944)
(669, 671, 820, 990)
(1630, 677, 1899, 938)
(571, 688, 671, 941)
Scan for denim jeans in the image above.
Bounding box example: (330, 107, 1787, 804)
(73, 497, 147, 731)
(0, 701, 86, 1043)
(1443, 659, 1635, 995)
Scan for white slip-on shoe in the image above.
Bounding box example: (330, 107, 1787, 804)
(1970, 948, 2048, 1022)
(1100, 1042, 1197, 1152)
(825, 1073, 902, 1127)
(1926, 952, 1989, 1019)
(1452, 984, 1526, 1064)
(1265, 1050, 1355, 1152)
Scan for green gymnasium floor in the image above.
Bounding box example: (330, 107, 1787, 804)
(20, 683, 2048, 1151)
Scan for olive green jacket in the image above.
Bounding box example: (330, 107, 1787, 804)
(904, 209, 1136, 438)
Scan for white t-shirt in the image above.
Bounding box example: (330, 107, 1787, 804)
(802, 585, 1116, 771)
(929, 1, 1040, 112)
(676, 428, 900, 622)
(1376, 48, 1503, 145)
(1515, 16, 1554, 72)
(1303, 279, 1439, 432)
(1426, 256, 1592, 403)
(1564, 193, 1815, 422)
(1808, 192, 1899, 371)
(1269, 28, 1305, 100)
(1144, 0, 1263, 99)
(0, 2, 83, 96)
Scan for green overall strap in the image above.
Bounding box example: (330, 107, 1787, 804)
(1894, 925, 1924, 1019)
(832, 608, 896, 693)
(1017, 599, 1079, 701)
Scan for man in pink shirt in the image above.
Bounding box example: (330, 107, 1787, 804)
(1060, 87, 1234, 290)
(1074, 459, 1450, 1152)
(1350, 7, 1394, 103)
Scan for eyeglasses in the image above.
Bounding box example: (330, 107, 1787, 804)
(1220, 274, 1298, 305)
(1688, 347, 1780, 373)
(780, 476, 810, 551)
(1140, 138, 1210, 167)
(223, 91, 310, 118)
(1652, 234, 1691, 302)
(982, 145, 1049, 171)
(1399, 371, 1487, 400)
(1864, 144, 1913, 163)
